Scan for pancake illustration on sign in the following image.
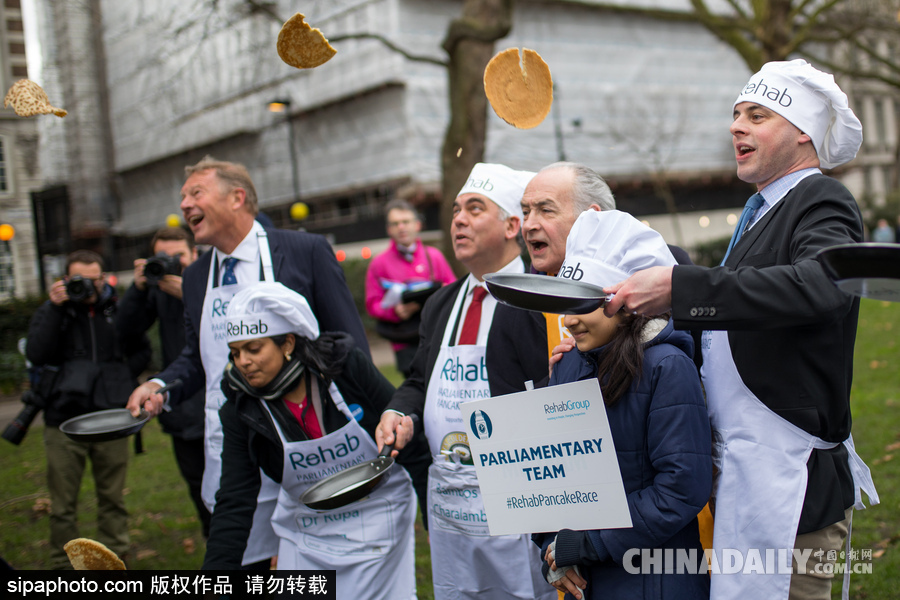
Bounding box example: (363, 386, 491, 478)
(484, 48, 553, 129)
(277, 13, 337, 69)
(64, 538, 126, 570)
(3, 79, 67, 118)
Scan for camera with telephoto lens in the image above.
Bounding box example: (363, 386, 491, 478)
(2, 389, 45, 446)
(65, 275, 93, 302)
(144, 252, 183, 285)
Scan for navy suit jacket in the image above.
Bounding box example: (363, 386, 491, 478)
(157, 228, 369, 405)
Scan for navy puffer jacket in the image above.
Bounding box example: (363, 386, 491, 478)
(534, 319, 712, 600)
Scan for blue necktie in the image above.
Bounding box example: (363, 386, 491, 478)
(721, 193, 764, 265)
(221, 257, 238, 286)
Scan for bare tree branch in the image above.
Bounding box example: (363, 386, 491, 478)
(329, 33, 448, 67)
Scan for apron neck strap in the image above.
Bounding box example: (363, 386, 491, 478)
(443, 280, 474, 347)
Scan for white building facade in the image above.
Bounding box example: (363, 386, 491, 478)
(25, 0, 893, 272)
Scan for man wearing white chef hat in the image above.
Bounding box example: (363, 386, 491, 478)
(605, 60, 878, 600)
(376, 163, 557, 600)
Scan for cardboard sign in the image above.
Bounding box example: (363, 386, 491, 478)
(459, 378, 632, 536)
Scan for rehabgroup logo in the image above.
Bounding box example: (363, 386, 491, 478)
(544, 398, 591, 414)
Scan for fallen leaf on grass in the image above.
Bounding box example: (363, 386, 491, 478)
(31, 498, 51, 516)
(872, 549, 885, 559)
(136, 549, 158, 561)
(182, 538, 195, 554)
(885, 442, 900, 452)
(871, 454, 894, 466)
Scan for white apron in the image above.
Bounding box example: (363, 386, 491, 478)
(200, 230, 280, 565)
(262, 384, 416, 600)
(424, 283, 554, 600)
(702, 329, 878, 600)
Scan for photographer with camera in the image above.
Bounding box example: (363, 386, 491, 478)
(25, 250, 150, 569)
(117, 226, 211, 537)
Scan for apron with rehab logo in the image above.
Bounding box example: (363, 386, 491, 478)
(701, 329, 878, 600)
(424, 282, 555, 600)
(200, 230, 280, 565)
(261, 382, 416, 600)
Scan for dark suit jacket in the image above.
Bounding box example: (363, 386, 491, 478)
(672, 174, 862, 532)
(156, 228, 369, 405)
(388, 277, 548, 418)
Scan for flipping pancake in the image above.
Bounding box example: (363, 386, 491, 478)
(277, 13, 337, 69)
(4, 79, 67, 118)
(484, 48, 552, 129)
(64, 538, 126, 570)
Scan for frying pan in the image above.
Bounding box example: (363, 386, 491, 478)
(483, 272, 612, 314)
(816, 243, 900, 302)
(299, 416, 418, 510)
(59, 379, 182, 443)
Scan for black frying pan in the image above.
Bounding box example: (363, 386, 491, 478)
(60, 408, 151, 443)
(483, 272, 612, 314)
(299, 416, 418, 510)
(59, 379, 182, 443)
(816, 243, 900, 302)
(299, 443, 396, 510)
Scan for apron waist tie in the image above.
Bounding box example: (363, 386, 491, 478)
(842, 435, 879, 509)
(816, 434, 878, 600)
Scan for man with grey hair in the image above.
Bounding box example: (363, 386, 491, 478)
(521, 162, 613, 276)
(489, 161, 693, 394)
(487, 162, 610, 394)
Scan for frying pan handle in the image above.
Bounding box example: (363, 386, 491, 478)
(378, 413, 419, 458)
(156, 379, 183, 413)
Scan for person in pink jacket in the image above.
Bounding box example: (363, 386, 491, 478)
(365, 199, 457, 376)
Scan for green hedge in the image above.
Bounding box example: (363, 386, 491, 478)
(0, 295, 46, 393)
(339, 257, 376, 333)
(692, 236, 731, 268)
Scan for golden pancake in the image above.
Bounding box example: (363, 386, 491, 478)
(484, 48, 553, 129)
(277, 13, 337, 69)
(4, 79, 67, 118)
(63, 538, 126, 570)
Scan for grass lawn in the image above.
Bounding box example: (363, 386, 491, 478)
(0, 301, 897, 600)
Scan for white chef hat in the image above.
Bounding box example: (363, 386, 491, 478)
(557, 210, 676, 288)
(733, 59, 862, 169)
(456, 162, 534, 221)
(225, 282, 319, 343)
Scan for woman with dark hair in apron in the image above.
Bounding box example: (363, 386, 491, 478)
(203, 282, 425, 600)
